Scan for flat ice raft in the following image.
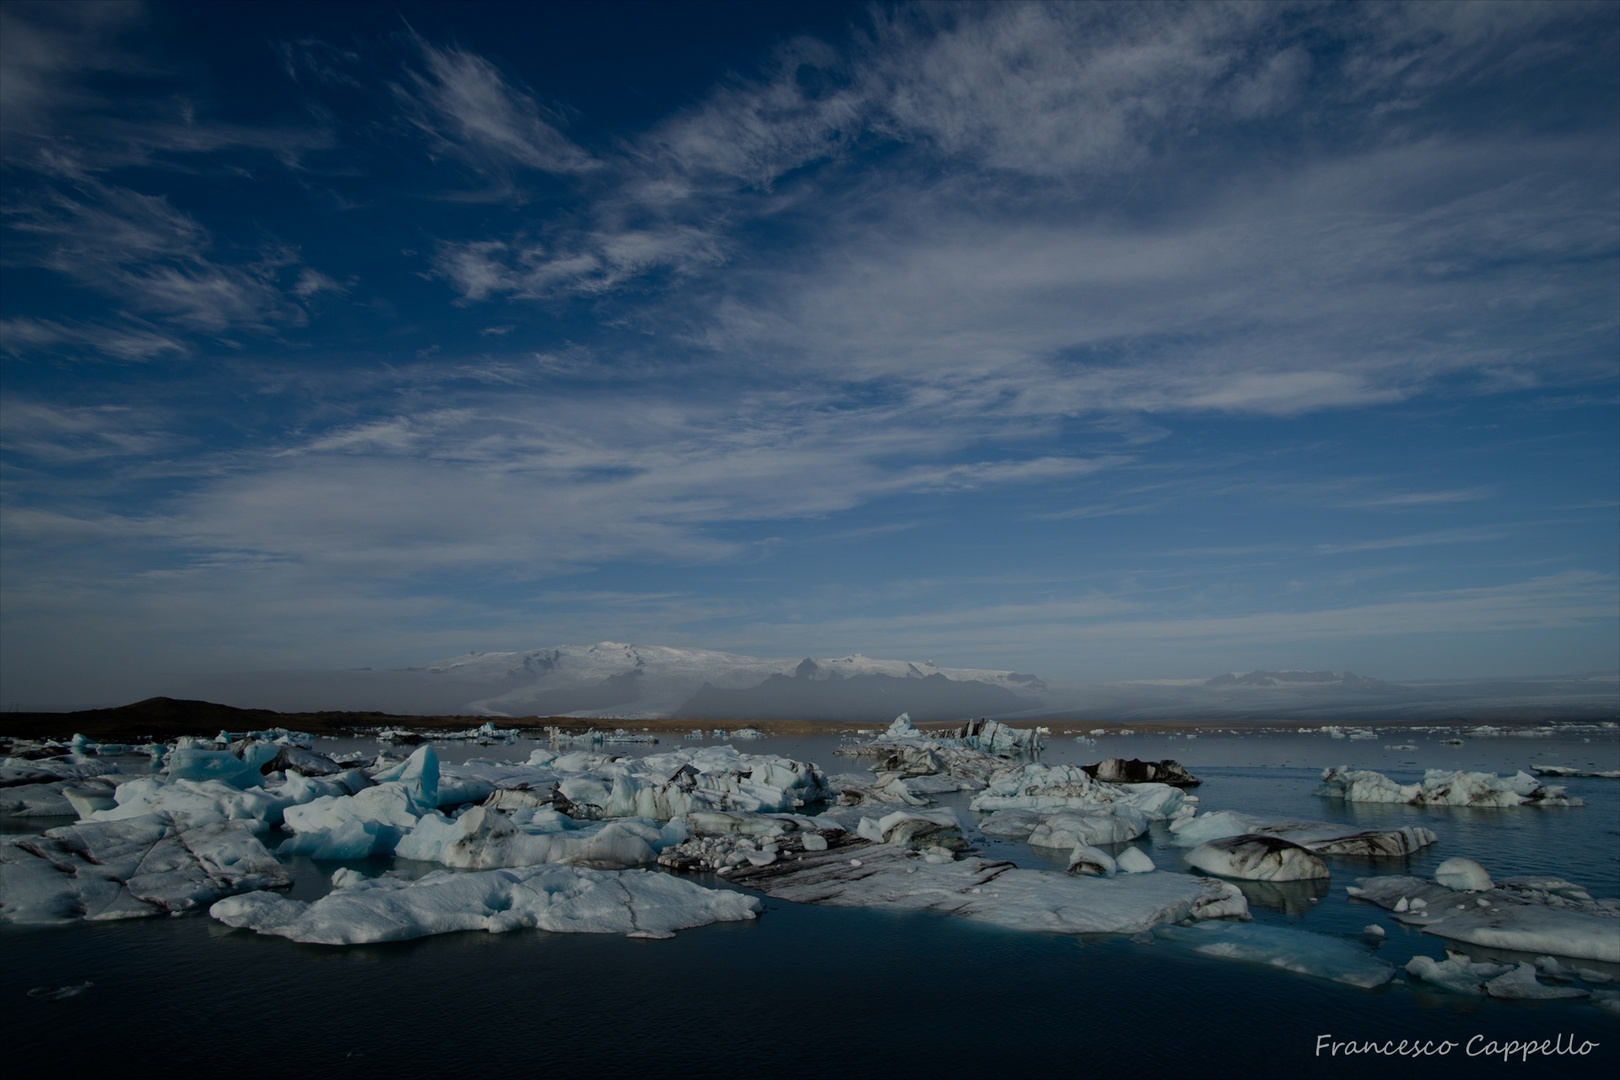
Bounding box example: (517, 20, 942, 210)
(726, 837, 1247, 934)
(1349, 875, 1620, 963)
(211, 865, 761, 944)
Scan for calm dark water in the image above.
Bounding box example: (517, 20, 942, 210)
(3, 727, 1616, 1078)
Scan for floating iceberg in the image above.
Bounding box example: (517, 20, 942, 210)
(970, 763, 1188, 820)
(1318, 767, 1582, 807)
(1404, 951, 1512, 995)
(394, 805, 677, 870)
(212, 864, 760, 944)
(1026, 807, 1149, 849)
(854, 808, 969, 852)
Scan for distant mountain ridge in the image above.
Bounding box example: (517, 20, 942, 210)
(408, 642, 1047, 720)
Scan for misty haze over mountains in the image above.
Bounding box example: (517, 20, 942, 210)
(151, 643, 1619, 724)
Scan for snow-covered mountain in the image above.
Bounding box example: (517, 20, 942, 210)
(408, 642, 1048, 720)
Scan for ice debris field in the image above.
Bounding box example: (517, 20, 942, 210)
(3, 714, 1618, 1017)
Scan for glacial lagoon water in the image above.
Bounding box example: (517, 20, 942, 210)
(3, 724, 1617, 1078)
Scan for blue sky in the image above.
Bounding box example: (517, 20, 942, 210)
(2, 0, 1616, 707)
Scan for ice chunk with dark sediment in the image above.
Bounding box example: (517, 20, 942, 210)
(209, 864, 760, 944)
(855, 808, 970, 852)
(0, 814, 288, 924)
(1157, 922, 1395, 988)
(725, 835, 1248, 934)
(1348, 871, 1620, 963)
(1167, 810, 1436, 857)
(1066, 843, 1116, 876)
(1317, 767, 1583, 807)
(1083, 758, 1201, 787)
(1185, 835, 1330, 881)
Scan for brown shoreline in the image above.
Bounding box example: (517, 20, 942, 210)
(1, 696, 1611, 743)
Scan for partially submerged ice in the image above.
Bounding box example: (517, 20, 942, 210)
(1, 814, 288, 924)
(724, 834, 1248, 934)
(211, 864, 761, 944)
(1349, 866, 1620, 963)
(1157, 921, 1395, 988)
(1167, 810, 1437, 858)
(1404, 952, 1592, 999)
(1318, 767, 1583, 807)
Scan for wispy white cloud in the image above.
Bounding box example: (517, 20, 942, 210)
(394, 35, 597, 182)
(0, 316, 187, 361)
(0, 399, 173, 463)
(1314, 526, 1509, 555)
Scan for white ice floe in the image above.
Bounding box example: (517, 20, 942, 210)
(1166, 810, 1436, 857)
(726, 837, 1248, 934)
(1115, 847, 1155, 874)
(1185, 835, 1330, 881)
(1, 815, 288, 924)
(1433, 857, 1493, 892)
(1348, 870, 1620, 962)
(1158, 921, 1395, 988)
(210, 864, 760, 944)
(1317, 767, 1582, 807)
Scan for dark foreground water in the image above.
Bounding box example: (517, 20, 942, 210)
(3, 726, 1617, 1079)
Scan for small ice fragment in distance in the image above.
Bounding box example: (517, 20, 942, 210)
(1394, 897, 1409, 912)
(1434, 857, 1493, 892)
(802, 833, 828, 851)
(28, 981, 93, 1001)
(849, 859, 862, 867)
(331, 868, 367, 889)
(1362, 924, 1385, 938)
